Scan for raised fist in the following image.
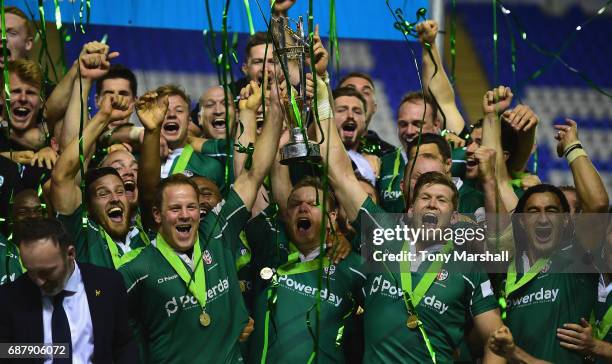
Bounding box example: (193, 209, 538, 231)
(488, 325, 516, 359)
(99, 94, 132, 122)
(79, 51, 118, 80)
(474, 146, 496, 182)
(416, 20, 438, 45)
(136, 92, 169, 131)
(483, 86, 513, 115)
(554, 118, 580, 157)
(239, 77, 267, 113)
(502, 104, 538, 132)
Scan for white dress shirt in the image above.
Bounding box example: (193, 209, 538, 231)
(347, 150, 376, 186)
(42, 263, 94, 364)
(161, 148, 184, 178)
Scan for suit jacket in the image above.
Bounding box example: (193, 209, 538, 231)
(0, 263, 138, 364)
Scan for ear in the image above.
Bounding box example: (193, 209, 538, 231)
(24, 36, 33, 52)
(450, 211, 459, 225)
(503, 151, 510, 162)
(66, 245, 76, 261)
(328, 209, 338, 226)
(445, 158, 453, 175)
(153, 206, 162, 225)
(95, 94, 101, 108)
(197, 107, 204, 127)
(241, 62, 248, 76)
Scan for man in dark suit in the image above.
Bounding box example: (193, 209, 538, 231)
(0, 218, 138, 363)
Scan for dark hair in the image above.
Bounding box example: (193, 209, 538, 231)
(155, 174, 200, 209)
(397, 91, 439, 122)
(7, 59, 42, 89)
(14, 218, 72, 250)
(84, 167, 123, 205)
(95, 64, 138, 97)
(5, 6, 34, 37)
(332, 86, 368, 114)
(338, 72, 376, 91)
(291, 176, 337, 211)
(406, 133, 452, 161)
(411, 171, 458, 210)
(469, 118, 518, 165)
(512, 184, 572, 255)
(245, 32, 270, 59)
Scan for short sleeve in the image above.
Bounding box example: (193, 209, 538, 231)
(467, 270, 498, 317)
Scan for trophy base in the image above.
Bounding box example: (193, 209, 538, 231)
(280, 141, 321, 165)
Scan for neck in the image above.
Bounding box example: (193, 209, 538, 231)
(296, 242, 320, 257)
(525, 247, 547, 266)
(169, 139, 187, 151)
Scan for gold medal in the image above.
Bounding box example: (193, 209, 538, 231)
(199, 312, 211, 327)
(406, 314, 419, 329)
(260, 267, 274, 280)
(239, 280, 246, 292)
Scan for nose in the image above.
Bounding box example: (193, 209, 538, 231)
(15, 91, 27, 102)
(426, 198, 439, 209)
(213, 103, 224, 116)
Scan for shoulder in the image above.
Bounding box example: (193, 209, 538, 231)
(337, 253, 366, 279)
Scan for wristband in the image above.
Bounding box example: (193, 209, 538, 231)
(129, 126, 144, 142)
(317, 99, 332, 120)
(561, 140, 580, 157)
(566, 147, 587, 165)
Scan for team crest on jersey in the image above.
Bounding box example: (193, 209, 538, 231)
(324, 265, 336, 276)
(436, 269, 448, 281)
(202, 250, 213, 265)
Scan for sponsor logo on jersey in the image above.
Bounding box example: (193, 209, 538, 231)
(158, 274, 179, 284)
(165, 294, 198, 317)
(278, 275, 343, 307)
(0, 273, 15, 286)
(382, 190, 402, 200)
(508, 288, 559, 308)
(203, 250, 213, 265)
(163, 278, 231, 317)
(368, 275, 449, 314)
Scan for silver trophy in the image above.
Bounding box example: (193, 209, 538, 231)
(272, 15, 321, 165)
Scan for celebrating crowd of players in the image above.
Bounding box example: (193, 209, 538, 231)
(0, 4, 611, 363)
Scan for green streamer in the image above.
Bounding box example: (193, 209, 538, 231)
(53, 0, 62, 29)
(221, 0, 232, 190)
(449, 0, 456, 84)
(329, 0, 340, 76)
(243, 0, 255, 35)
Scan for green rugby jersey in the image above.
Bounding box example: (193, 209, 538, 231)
(0, 234, 22, 285)
(377, 148, 406, 213)
(200, 139, 235, 186)
(58, 206, 150, 269)
(355, 197, 498, 363)
(504, 249, 598, 363)
(248, 253, 365, 363)
(458, 178, 525, 216)
(119, 189, 250, 364)
(169, 144, 226, 192)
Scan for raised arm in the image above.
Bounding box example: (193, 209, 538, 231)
(555, 119, 609, 253)
(502, 104, 538, 173)
(482, 86, 519, 212)
(232, 78, 282, 211)
(417, 20, 465, 133)
(46, 41, 115, 134)
(51, 95, 132, 215)
(59, 52, 117, 151)
(555, 119, 609, 213)
(314, 76, 367, 222)
(135, 92, 169, 230)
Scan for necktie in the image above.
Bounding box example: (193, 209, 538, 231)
(51, 291, 72, 363)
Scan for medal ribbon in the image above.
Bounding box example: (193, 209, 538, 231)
(504, 258, 549, 298)
(156, 233, 207, 309)
(399, 240, 453, 306)
(170, 144, 195, 175)
(235, 231, 252, 271)
(101, 230, 123, 269)
(594, 305, 612, 340)
(277, 251, 331, 276)
(134, 214, 151, 246)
